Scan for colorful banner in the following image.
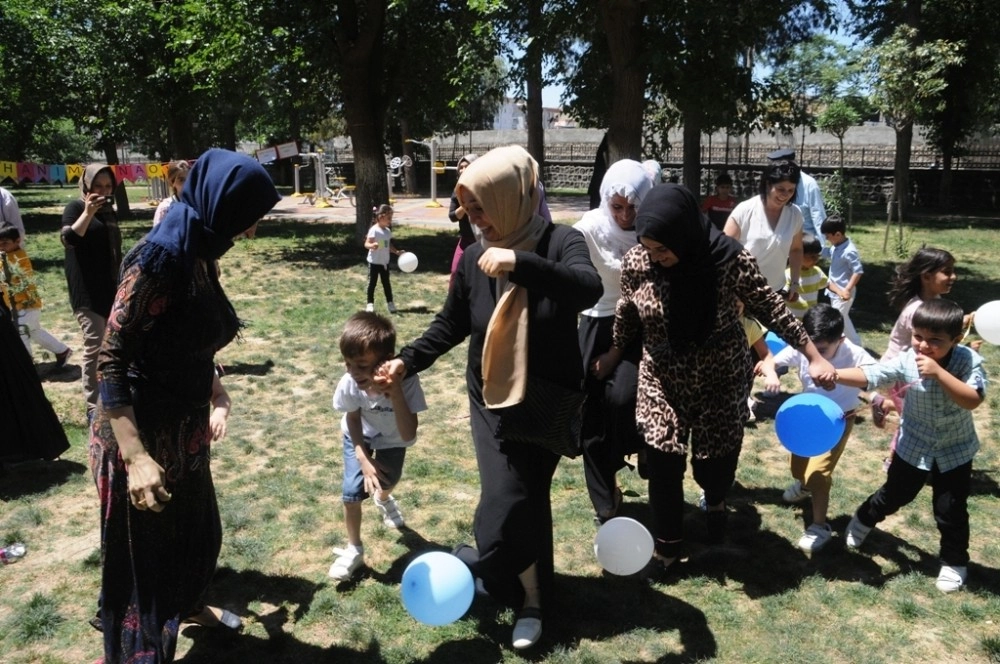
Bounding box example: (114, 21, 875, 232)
(0, 146, 297, 185)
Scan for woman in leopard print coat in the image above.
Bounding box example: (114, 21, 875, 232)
(601, 184, 836, 575)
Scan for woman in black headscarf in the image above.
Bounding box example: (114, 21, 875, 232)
(89, 149, 280, 662)
(604, 184, 835, 576)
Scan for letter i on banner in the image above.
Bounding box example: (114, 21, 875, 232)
(49, 164, 67, 184)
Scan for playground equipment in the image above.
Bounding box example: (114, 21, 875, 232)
(386, 155, 413, 201)
(299, 152, 355, 207)
(404, 137, 444, 208)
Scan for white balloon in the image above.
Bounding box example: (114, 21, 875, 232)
(397, 251, 419, 273)
(593, 516, 654, 576)
(975, 300, 1000, 345)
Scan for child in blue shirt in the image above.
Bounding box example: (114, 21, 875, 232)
(834, 299, 986, 593)
(329, 311, 426, 581)
(821, 215, 863, 345)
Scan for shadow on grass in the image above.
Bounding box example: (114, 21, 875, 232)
(178, 566, 376, 663)
(219, 359, 276, 377)
(455, 573, 716, 662)
(0, 457, 88, 499)
(260, 220, 459, 277)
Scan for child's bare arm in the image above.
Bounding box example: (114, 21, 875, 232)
(833, 367, 869, 388)
(755, 346, 782, 393)
(346, 410, 387, 494)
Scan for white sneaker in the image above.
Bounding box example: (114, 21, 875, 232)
(782, 480, 812, 504)
(844, 515, 873, 549)
(328, 547, 364, 581)
(935, 565, 967, 593)
(365, 303, 374, 313)
(387, 302, 397, 314)
(374, 495, 405, 528)
(798, 522, 833, 552)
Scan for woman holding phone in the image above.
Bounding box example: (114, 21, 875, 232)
(62, 164, 123, 420)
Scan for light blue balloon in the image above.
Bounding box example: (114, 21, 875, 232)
(764, 331, 788, 356)
(400, 551, 474, 626)
(775, 393, 846, 457)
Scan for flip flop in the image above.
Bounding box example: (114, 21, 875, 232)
(185, 606, 242, 631)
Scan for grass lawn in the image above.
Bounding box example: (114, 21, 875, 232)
(1, 185, 999, 663)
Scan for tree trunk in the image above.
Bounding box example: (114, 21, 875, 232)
(525, 0, 545, 172)
(100, 139, 132, 219)
(600, 0, 645, 162)
(938, 147, 953, 211)
(681, 111, 702, 196)
(893, 122, 913, 216)
(333, 0, 390, 241)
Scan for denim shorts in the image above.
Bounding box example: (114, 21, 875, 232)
(342, 432, 407, 502)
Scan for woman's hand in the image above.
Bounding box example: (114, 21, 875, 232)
(478, 248, 517, 277)
(84, 193, 106, 216)
(209, 409, 228, 440)
(125, 453, 172, 512)
(592, 347, 623, 380)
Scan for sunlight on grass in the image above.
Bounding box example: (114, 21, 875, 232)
(5, 196, 1000, 662)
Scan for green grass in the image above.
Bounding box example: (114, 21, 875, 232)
(1, 185, 999, 662)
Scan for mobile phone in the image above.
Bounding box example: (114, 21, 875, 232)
(102, 196, 114, 205)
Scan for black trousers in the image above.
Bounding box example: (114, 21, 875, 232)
(645, 445, 740, 557)
(466, 398, 561, 609)
(856, 454, 972, 566)
(367, 263, 393, 304)
(578, 315, 641, 515)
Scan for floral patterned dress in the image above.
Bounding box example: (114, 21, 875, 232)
(90, 247, 236, 663)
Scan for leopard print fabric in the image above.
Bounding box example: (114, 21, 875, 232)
(613, 247, 809, 459)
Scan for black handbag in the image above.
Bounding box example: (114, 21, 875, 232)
(493, 376, 586, 458)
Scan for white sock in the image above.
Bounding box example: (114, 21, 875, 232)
(346, 543, 363, 556)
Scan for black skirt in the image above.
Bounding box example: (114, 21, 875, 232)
(0, 302, 70, 462)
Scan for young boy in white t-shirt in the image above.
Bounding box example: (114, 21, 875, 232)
(759, 304, 876, 552)
(329, 311, 426, 581)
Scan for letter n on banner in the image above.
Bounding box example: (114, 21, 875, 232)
(115, 164, 132, 183)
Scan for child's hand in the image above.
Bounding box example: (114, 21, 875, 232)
(373, 359, 406, 392)
(209, 409, 228, 441)
(373, 362, 403, 396)
(360, 457, 388, 495)
(915, 352, 944, 379)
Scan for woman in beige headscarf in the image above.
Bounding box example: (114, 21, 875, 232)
(61, 164, 123, 419)
(382, 145, 601, 650)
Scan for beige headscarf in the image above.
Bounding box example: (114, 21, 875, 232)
(456, 146, 549, 408)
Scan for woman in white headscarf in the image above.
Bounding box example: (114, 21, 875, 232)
(382, 145, 601, 650)
(574, 159, 655, 524)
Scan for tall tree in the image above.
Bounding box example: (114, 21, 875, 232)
(864, 24, 963, 215)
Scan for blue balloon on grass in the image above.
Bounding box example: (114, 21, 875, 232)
(775, 393, 846, 457)
(764, 331, 788, 356)
(400, 551, 474, 626)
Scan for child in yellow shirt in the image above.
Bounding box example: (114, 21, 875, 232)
(0, 223, 72, 366)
